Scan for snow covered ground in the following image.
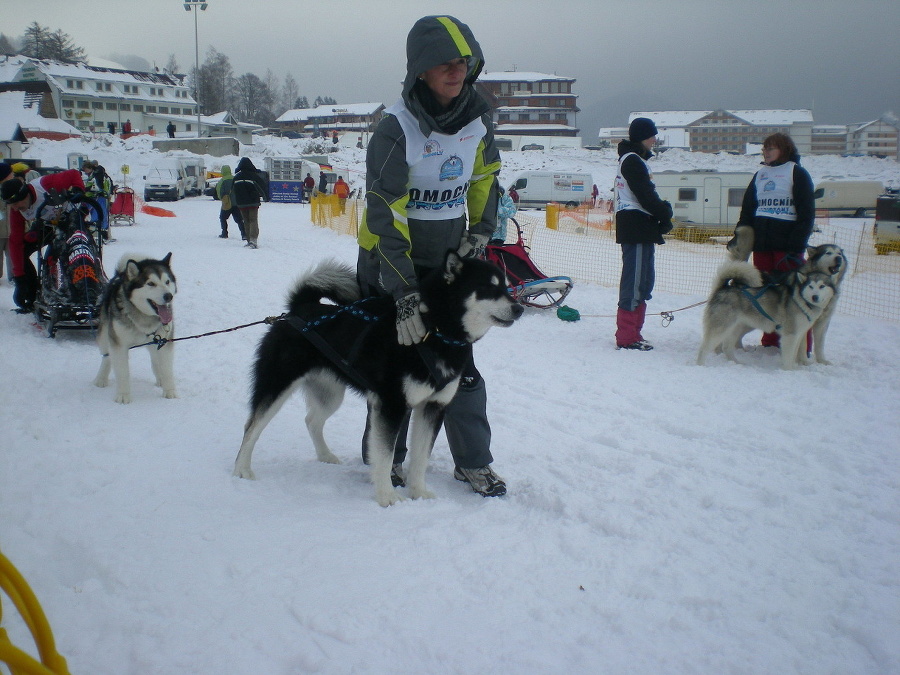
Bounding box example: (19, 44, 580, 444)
(1, 137, 899, 674)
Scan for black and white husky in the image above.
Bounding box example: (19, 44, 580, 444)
(233, 251, 523, 507)
(800, 244, 846, 364)
(697, 260, 835, 370)
(93, 253, 177, 403)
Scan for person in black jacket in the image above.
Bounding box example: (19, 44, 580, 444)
(735, 132, 815, 348)
(613, 117, 673, 350)
(232, 157, 268, 249)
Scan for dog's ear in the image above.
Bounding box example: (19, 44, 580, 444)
(163, 252, 172, 265)
(443, 250, 463, 284)
(125, 260, 140, 279)
(807, 245, 815, 259)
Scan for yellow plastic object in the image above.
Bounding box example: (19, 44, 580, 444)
(0, 549, 70, 675)
(545, 202, 558, 230)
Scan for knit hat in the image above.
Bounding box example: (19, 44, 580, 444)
(0, 162, 11, 181)
(629, 117, 658, 143)
(1, 178, 29, 204)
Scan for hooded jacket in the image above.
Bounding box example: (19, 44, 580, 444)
(614, 139, 673, 245)
(357, 15, 501, 299)
(216, 165, 234, 210)
(232, 157, 267, 209)
(736, 151, 814, 254)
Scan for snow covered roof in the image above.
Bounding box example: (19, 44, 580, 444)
(630, 109, 814, 127)
(0, 90, 79, 137)
(276, 103, 384, 123)
(495, 123, 579, 132)
(479, 71, 573, 82)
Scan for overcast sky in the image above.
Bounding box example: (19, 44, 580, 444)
(4, 0, 899, 137)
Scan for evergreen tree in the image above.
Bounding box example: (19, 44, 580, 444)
(20, 23, 85, 62)
(296, 96, 309, 109)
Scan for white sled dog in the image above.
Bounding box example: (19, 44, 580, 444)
(697, 260, 835, 370)
(94, 253, 177, 403)
(232, 252, 523, 507)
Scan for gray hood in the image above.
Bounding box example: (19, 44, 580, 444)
(401, 16, 490, 137)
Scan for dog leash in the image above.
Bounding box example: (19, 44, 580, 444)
(131, 314, 286, 350)
(557, 300, 707, 326)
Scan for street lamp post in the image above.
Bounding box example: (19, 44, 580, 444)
(184, 1, 208, 138)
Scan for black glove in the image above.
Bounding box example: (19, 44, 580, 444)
(396, 292, 427, 345)
(457, 232, 488, 259)
(659, 219, 673, 235)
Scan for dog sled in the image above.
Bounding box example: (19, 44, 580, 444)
(32, 190, 109, 337)
(484, 218, 574, 308)
(109, 186, 136, 225)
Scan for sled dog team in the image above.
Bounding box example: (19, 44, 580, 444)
(88, 238, 846, 506)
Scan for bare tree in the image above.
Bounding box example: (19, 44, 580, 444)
(196, 47, 234, 115)
(264, 69, 282, 118)
(0, 33, 16, 54)
(164, 53, 180, 75)
(281, 73, 300, 112)
(235, 72, 273, 125)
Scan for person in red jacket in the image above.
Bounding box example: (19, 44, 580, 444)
(1, 169, 85, 310)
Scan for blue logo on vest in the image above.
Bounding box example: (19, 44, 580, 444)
(423, 140, 443, 158)
(763, 180, 776, 192)
(439, 155, 464, 181)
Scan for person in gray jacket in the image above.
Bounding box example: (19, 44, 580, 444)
(356, 15, 505, 497)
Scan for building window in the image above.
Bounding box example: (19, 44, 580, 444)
(96, 82, 103, 91)
(186, 124, 192, 132)
(678, 188, 698, 201)
(555, 113, 567, 121)
(728, 189, 744, 207)
(92, 101, 103, 109)
(498, 114, 510, 122)
(557, 99, 566, 106)
(106, 102, 117, 110)
(517, 113, 530, 122)
(120, 104, 131, 111)
(146, 106, 156, 113)
(183, 108, 192, 115)
(158, 107, 168, 114)
(133, 105, 143, 112)
(539, 114, 550, 121)
(76, 100, 89, 109)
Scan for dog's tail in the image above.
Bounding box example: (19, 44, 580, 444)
(287, 259, 361, 312)
(710, 260, 763, 294)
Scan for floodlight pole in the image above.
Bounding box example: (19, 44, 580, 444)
(184, 1, 208, 138)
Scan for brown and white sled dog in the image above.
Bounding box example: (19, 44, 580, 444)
(697, 260, 835, 370)
(232, 251, 523, 507)
(94, 253, 177, 403)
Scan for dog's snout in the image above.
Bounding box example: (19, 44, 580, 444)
(163, 293, 173, 303)
(511, 303, 524, 318)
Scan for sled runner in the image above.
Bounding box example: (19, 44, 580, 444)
(32, 190, 109, 337)
(484, 218, 574, 308)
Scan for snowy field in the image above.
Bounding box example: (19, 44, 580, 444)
(1, 137, 899, 674)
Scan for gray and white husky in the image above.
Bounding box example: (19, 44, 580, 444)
(94, 253, 177, 403)
(800, 244, 846, 364)
(697, 260, 835, 370)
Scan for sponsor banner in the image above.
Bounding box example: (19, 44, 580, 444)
(269, 180, 304, 203)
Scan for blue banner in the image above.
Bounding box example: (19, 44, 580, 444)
(269, 180, 304, 203)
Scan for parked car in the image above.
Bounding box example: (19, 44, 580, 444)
(521, 144, 545, 151)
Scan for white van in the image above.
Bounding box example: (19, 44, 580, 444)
(180, 158, 207, 196)
(144, 159, 188, 201)
(814, 180, 884, 217)
(508, 171, 592, 209)
(652, 170, 753, 227)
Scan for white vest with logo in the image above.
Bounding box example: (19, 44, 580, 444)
(754, 161, 797, 221)
(387, 100, 485, 221)
(614, 152, 651, 215)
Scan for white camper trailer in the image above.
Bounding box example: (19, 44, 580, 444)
(651, 170, 753, 229)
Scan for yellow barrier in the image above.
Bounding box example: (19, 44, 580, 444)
(0, 549, 70, 675)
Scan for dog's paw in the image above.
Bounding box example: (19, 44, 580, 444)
(376, 489, 406, 507)
(408, 487, 436, 501)
(162, 389, 178, 399)
(114, 392, 132, 404)
(233, 466, 256, 480)
(93, 377, 109, 388)
(316, 451, 341, 465)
